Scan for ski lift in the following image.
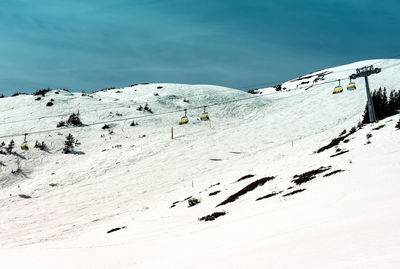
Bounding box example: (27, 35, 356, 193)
(21, 134, 29, 151)
(347, 78, 357, 91)
(179, 109, 189, 125)
(200, 106, 210, 121)
(332, 79, 343, 94)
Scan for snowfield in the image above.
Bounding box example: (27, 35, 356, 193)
(1, 59, 400, 268)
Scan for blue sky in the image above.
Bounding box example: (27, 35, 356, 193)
(1, 0, 399, 95)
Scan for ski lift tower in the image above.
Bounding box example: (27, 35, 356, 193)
(350, 65, 381, 123)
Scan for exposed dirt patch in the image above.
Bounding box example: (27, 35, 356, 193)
(316, 135, 349, 153)
(292, 166, 331, 185)
(372, 124, 385, 130)
(107, 226, 126, 234)
(235, 174, 255, 183)
(209, 190, 221, 196)
(170, 201, 180, 208)
(330, 150, 349, 158)
(199, 211, 226, 222)
(217, 176, 275, 207)
(18, 194, 32, 199)
(256, 191, 282, 201)
(316, 127, 358, 153)
(323, 169, 346, 177)
(290, 70, 332, 83)
(283, 189, 306, 197)
(208, 182, 220, 188)
(170, 196, 192, 208)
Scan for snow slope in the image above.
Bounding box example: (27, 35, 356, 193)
(0, 59, 400, 268)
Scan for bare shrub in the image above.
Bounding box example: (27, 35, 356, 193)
(188, 197, 201, 207)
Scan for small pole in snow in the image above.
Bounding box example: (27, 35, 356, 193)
(171, 127, 174, 140)
(192, 179, 194, 188)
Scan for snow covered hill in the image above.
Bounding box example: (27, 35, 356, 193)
(1, 59, 400, 268)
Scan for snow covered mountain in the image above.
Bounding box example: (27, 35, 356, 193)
(1, 59, 400, 268)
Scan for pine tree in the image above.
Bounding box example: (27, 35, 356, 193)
(396, 118, 400, 130)
(62, 134, 78, 154)
(388, 89, 400, 116)
(366, 133, 372, 144)
(0, 141, 5, 154)
(57, 121, 66, 128)
(373, 88, 385, 120)
(6, 139, 15, 154)
(144, 103, 153, 113)
(361, 103, 370, 124)
(362, 89, 400, 124)
(66, 113, 82, 126)
(388, 90, 397, 115)
(34, 140, 48, 151)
